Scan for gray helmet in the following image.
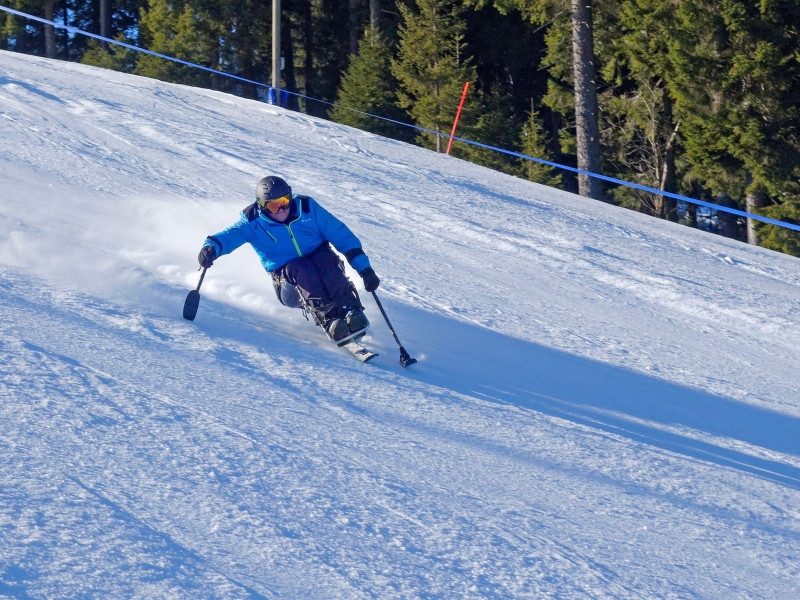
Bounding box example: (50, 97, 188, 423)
(255, 176, 292, 206)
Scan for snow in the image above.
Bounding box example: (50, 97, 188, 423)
(1, 50, 799, 599)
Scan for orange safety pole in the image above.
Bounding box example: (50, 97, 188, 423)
(446, 81, 470, 155)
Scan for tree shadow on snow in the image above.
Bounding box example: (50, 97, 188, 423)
(162, 276, 800, 492)
(383, 301, 800, 491)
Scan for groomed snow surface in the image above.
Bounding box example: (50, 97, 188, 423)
(1, 50, 799, 599)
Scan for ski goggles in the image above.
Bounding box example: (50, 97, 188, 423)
(261, 194, 291, 213)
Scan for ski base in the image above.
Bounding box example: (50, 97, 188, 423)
(341, 340, 379, 363)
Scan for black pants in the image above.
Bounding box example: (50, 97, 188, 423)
(272, 243, 362, 322)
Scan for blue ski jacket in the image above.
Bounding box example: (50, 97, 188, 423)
(202, 195, 371, 274)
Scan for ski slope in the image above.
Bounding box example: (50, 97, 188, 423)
(1, 50, 799, 599)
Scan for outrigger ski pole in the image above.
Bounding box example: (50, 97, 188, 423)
(371, 291, 417, 368)
(183, 266, 208, 321)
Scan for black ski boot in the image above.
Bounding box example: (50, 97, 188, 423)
(346, 309, 369, 333)
(326, 318, 350, 342)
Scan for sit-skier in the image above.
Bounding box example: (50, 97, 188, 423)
(197, 175, 381, 343)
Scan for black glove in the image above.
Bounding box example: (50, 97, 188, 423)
(360, 267, 380, 292)
(198, 245, 217, 268)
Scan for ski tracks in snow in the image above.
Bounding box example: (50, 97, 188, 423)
(4, 51, 800, 598)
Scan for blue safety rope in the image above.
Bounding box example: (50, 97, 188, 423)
(2, 4, 799, 234)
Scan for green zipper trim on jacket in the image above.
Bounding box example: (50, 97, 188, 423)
(286, 217, 303, 257)
(256, 218, 278, 242)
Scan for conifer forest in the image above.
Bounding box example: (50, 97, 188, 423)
(3, 0, 800, 254)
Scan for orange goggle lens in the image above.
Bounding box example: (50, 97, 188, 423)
(262, 194, 291, 213)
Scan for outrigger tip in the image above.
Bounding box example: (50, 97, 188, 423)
(399, 348, 417, 368)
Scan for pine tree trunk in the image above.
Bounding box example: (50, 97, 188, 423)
(271, 0, 281, 93)
(282, 13, 299, 111)
(746, 187, 769, 246)
(571, 0, 603, 201)
(61, 3, 70, 60)
(300, 0, 318, 115)
(99, 0, 111, 50)
(716, 194, 739, 239)
(370, 0, 380, 29)
(659, 93, 678, 221)
(350, 0, 359, 54)
(686, 203, 697, 229)
(659, 151, 678, 221)
(44, 1, 56, 59)
(15, 14, 29, 54)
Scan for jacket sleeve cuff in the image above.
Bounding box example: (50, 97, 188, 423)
(203, 236, 223, 255)
(344, 248, 370, 273)
(351, 254, 370, 273)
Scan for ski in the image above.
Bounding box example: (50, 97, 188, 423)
(332, 326, 368, 346)
(341, 339, 379, 363)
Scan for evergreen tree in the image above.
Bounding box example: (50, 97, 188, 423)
(292, 0, 317, 113)
(310, 0, 353, 113)
(68, 0, 142, 61)
(486, 0, 605, 197)
(81, 33, 138, 72)
(459, 83, 520, 173)
(391, 0, 477, 153)
(600, 84, 679, 218)
(135, 0, 195, 84)
(462, 2, 546, 120)
(0, 0, 107, 59)
(445, 1, 551, 172)
(0, 3, 20, 52)
(330, 27, 412, 142)
(758, 199, 800, 256)
(134, 0, 269, 94)
(285, 0, 352, 116)
(1, 0, 50, 55)
(224, 0, 272, 99)
(518, 100, 561, 187)
(487, 0, 605, 197)
(597, 0, 680, 220)
(666, 0, 800, 243)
